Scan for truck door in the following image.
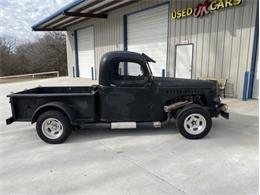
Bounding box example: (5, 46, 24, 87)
(99, 61, 163, 122)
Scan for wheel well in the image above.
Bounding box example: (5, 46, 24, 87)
(168, 95, 207, 118)
(167, 95, 207, 106)
(195, 95, 207, 106)
(32, 106, 70, 124)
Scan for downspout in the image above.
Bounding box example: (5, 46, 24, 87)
(74, 30, 80, 77)
(248, 0, 259, 98)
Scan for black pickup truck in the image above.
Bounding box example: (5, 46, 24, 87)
(6, 51, 229, 144)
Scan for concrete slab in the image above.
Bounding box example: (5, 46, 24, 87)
(0, 77, 258, 195)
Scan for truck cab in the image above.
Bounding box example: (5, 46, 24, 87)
(98, 51, 164, 122)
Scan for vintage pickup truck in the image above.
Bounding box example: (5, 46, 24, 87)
(6, 51, 229, 144)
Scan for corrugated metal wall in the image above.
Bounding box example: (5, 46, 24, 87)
(67, 0, 257, 98)
(169, 0, 257, 98)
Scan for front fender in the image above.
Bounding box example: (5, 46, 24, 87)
(31, 102, 76, 124)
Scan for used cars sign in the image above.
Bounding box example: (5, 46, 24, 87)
(172, 0, 242, 19)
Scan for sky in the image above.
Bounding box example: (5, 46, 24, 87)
(0, 0, 71, 44)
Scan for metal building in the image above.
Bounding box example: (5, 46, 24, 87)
(32, 0, 259, 99)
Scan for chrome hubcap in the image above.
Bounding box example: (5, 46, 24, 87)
(184, 113, 206, 135)
(42, 118, 63, 139)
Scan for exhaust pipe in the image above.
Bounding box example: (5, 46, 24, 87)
(164, 100, 192, 112)
(111, 112, 171, 129)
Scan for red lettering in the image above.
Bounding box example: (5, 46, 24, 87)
(193, 0, 211, 17)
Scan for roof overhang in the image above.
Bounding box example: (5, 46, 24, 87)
(32, 0, 138, 31)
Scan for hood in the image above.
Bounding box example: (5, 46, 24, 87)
(152, 77, 218, 89)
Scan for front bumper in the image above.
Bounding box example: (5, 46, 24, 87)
(220, 111, 229, 119)
(219, 103, 229, 119)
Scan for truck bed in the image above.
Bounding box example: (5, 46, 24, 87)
(10, 86, 97, 95)
(7, 86, 99, 123)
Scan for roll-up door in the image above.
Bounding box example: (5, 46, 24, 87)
(126, 4, 169, 76)
(77, 26, 95, 79)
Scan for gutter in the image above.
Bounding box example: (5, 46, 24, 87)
(31, 0, 85, 30)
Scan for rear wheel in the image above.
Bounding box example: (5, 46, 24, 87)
(36, 111, 72, 144)
(176, 108, 212, 139)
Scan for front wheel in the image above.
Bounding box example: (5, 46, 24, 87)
(176, 108, 212, 139)
(36, 111, 72, 144)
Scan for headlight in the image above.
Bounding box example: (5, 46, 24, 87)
(220, 104, 228, 112)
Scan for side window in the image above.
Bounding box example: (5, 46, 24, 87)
(126, 62, 144, 76)
(111, 61, 147, 85)
(116, 62, 144, 77)
(112, 61, 145, 79)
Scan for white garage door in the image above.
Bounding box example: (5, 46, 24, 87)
(77, 26, 95, 79)
(127, 4, 168, 76)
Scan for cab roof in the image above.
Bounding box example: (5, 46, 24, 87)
(99, 51, 154, 86)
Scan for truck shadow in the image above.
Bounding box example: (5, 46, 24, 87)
(66, 112, 259, 144)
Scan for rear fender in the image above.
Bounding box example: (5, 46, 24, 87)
(31, 102, 76, 124)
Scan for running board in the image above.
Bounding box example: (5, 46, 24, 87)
(79, 113, 171, 130)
